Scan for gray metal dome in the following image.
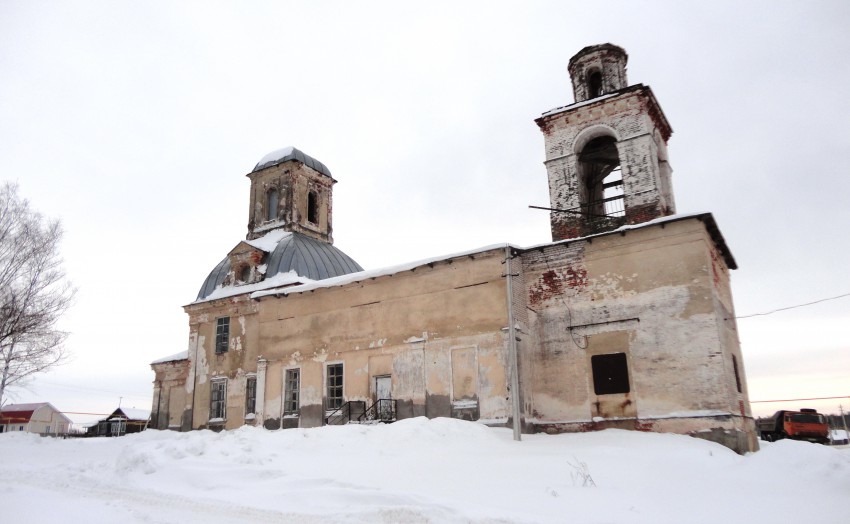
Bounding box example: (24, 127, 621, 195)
(196, 232, 363, 300)
(252, 146, 332, 178)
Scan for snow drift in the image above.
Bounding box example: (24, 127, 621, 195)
(1, 417, 847, 523)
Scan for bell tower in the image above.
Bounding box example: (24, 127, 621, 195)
(535, 44, 675, 241)
(245, 146, 335, 243)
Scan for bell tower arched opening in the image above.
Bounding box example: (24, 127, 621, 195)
(576, 136, 625, 232)
(537, 43, 675, 241)
(587, 69, 603, 99)
(578, 136, 623, 219)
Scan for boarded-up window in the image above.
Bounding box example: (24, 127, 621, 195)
(591, 353, 630, 395)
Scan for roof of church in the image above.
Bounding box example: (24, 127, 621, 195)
(251, 146, 332, 178)
(251, 212, 736, 301)
(195, 231, 363, 301)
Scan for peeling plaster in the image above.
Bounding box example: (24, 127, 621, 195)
(586, 272, 638, 301)
(196, 335, 208, 385)
(239, 316, 246, 335)
(288, 351, 304, 367)
(368, 338, 387, 349)
(404, 332, 429, 344)
(311, 348, 328, 362)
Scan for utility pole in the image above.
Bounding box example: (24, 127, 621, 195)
(841, 405, 849, 443)
(504, 245, 522, 442)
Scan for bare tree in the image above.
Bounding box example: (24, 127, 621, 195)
(0, 183, 75, 407)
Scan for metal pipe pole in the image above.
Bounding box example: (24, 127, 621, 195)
(504, 245, 522, 442)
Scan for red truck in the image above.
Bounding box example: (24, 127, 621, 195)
(757, 408, 830, 444)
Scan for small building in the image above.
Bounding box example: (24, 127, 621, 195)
(0, 403, 72, 435)
(86, 407, 150, 437)
(152, 44, 759, 453)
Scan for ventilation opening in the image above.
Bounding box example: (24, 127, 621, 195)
(307, 191, 319, 224)
(588, 70, 603, 98)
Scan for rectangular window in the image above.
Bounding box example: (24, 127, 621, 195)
(591, 353, 630, 395)
(326, 363, 343, 410)
(284, 369, 300, 415)
(210, 379, 227, 420)
(245, 376, 257, 415)
(215, 317, 230, 354)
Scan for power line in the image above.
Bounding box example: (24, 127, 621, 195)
(750, 395, 850, 403)
(737, 292, 850, 319)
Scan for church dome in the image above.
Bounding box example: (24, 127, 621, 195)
(196, 232, 363, 301)
(252, 146, 332, 178)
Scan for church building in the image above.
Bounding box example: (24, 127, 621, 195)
(151, 44, 759, 453)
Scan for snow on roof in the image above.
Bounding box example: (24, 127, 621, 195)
(0, 403, 69, 424)
(255, 146, 294, 168)
(151, 350, 189, 365)
(113, 408, 150, 421)
(252, 243, 515, 299)
(523, 212, 737, 269)
(1, 402, 50, 412)
(194, 270, 309, 304)
(251, 146, 333, 178)
(540, 91, 620, 118)
(252, 212, 736, 301)
(244, 229, 291, 252)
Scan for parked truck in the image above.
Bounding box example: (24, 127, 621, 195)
(757, 408, 830, 444)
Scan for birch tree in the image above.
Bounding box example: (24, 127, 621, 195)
(0, 183, 75, 407)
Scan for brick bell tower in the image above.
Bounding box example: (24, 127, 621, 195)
(535, 44, 676, 241)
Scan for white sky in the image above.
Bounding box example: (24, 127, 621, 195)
(1, 1, 848, 424)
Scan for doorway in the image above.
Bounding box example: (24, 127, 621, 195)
(374, 375, 393, 421)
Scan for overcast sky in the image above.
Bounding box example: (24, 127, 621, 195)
(2, 1, 848, 423)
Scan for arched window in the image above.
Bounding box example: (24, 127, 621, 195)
(307, 191, 319, 224)
(266, 188, 279, 221)
(578, 136, 623, 219)
(239, 265, 251, 284)
(587, 69, 603, 98)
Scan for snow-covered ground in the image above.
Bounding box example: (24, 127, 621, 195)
(1, 417, 848, 523)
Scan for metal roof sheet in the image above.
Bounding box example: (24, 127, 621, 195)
(196, 232, 363, 300)
(251, 146, 332, 178)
